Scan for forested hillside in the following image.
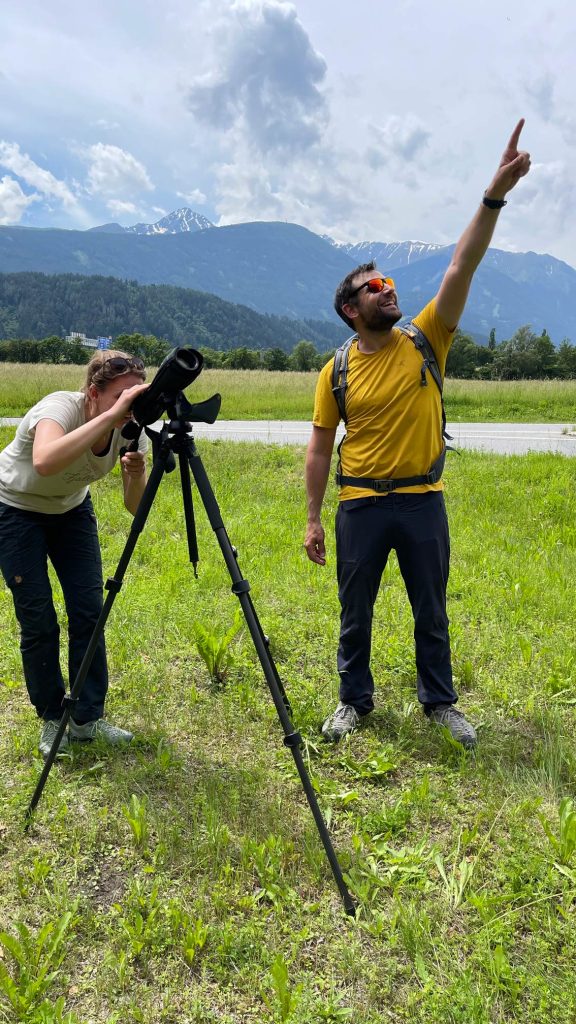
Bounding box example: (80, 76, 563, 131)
(0, 273, 347, 351)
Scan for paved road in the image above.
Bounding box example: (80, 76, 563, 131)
(159, 420, 576, 456)
(1, 418, 575, 455)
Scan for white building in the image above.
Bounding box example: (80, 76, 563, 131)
(65, 332, 112, 350)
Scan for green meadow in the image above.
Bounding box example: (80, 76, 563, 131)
(1, 362, 576, 421)
(0, 369, 576, 1022)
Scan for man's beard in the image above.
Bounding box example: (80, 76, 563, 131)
(363, 302, 402, 331)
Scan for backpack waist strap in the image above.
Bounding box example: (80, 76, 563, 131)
(335, 447, 446, 492)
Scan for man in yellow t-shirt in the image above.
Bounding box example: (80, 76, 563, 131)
(304, 120, 531, 748)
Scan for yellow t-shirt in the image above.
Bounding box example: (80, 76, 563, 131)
(313, 299, 454, 501)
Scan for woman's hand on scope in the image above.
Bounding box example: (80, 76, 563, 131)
(109, 382, 150, 427)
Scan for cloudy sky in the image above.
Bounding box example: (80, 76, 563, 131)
(1, 0, 575, 264)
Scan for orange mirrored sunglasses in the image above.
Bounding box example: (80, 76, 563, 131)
(350, 276, 395, 298)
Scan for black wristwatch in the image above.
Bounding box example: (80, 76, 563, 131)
(482, 192, 507, 210)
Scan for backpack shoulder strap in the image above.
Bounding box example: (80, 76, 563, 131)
(400, 321, 443, 394)
(400, 321, 452, 442)
(331, 333, 357, 424)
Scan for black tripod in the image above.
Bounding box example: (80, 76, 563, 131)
(25, 391, 356, 917)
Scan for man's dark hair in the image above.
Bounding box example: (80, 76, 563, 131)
(334, 261, 377, 329)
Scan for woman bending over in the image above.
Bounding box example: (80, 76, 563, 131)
(0, 351, 149, 759)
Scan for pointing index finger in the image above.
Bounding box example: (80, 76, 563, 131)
(507, 118, 525, 151)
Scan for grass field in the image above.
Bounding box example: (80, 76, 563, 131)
(1, 362, 576, 422)
(0, 421, 576, 1022)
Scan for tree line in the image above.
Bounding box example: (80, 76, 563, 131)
(447, 326, 576, 379)
(0, 335, 327, 372)
(1, 325, 576, 378)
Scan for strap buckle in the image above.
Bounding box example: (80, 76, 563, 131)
(371, 478, 397, 493)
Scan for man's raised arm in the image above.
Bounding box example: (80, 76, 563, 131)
(435, 119, 531, 331)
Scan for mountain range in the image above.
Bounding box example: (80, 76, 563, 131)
(0, 209, 574, 344)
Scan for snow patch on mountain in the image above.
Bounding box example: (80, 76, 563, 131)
(330, 239, 449, 270)
(125, 208, 214, 235)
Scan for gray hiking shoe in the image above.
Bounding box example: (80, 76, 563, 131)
(69, 718, 134, 745)
(428, 705, 477, 749)
(39, 718, 69, 760)
(322, 701, 361, 742)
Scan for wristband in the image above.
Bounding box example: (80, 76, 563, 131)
(482, 193, 507, 210)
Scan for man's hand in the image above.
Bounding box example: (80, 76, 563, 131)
(486, 119, 531, 198)
(304, 425, 336, 565)
(304, 519, 326, 565)
(436, 118, 531, 329)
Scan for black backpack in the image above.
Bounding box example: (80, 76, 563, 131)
(331, 321, 453, 492)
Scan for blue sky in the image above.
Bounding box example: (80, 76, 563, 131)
(0, 0, 575, 264)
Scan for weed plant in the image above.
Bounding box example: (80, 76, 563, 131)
(2, 363, 576, 421)
(0, 426, 576, 1021)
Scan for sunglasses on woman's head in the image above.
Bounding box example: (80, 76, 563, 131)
(102, 356, 145, 373)
(349, 276, 395, 298)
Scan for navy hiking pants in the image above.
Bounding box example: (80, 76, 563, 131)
(0, 495, 108, 722)
(335, 490, 458, 715)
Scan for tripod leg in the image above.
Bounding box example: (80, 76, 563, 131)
(186, 439, 356, 916)
(178, 450, 199, 574)
(25, 440, 172, 824)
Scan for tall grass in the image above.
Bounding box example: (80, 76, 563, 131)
(1, 427, 576, 1021)
(1, 362, 576, 421)
(446, 377, 576, 423)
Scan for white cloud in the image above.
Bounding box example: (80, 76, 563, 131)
(0, 175, 38, 224)
(365, 147, 388, 171)
(106, 199, 139, 217)
(524, 72, 576, 147)
(511, 160, 576, 219)
(177, 189, 207, 206)
(212, 139, 382, 242)
(371, 115, 431, 164)
(525, 73, 556, 122)
(0, 141, 78, 209)
(558, 117, 576, 147)
(82, 143, 154, 198)
(184, 1, 344, 233)
(90, 118, 121, 131)
(187, 0, 328, 154)
(498, 160, 576, 255)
